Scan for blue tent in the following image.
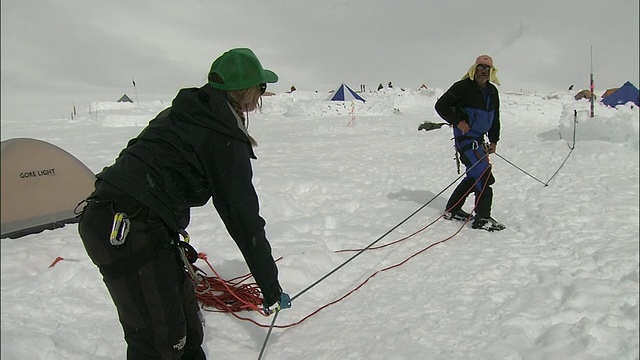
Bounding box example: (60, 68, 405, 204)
(601, 81, 639, 107)
(327, 83, 366, 102)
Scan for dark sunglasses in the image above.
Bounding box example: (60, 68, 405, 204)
(476, 64, 491, 71)
(259, 83, 267, 94)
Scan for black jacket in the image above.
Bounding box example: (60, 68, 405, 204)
(97, 85, 281, 304)
(435, 78, 501, 144)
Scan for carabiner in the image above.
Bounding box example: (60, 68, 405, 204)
(109, 212, 130, 246)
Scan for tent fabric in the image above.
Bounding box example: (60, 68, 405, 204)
(601, 88, 619, 99)
(574, 89, 595, 101)
(118, 94, 134, 103)
(1, 138, 96, 239)
(327, 84, 366, 102)
(601, 81, 640, 107)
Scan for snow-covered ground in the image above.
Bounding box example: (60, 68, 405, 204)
(1, 87, 638, 359)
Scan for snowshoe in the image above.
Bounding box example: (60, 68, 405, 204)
(443, 209, 473, 221)
(471, 217, 506, 232)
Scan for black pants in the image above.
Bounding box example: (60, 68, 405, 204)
(446, 144, 495, 219)
(78, 181, 205, 360)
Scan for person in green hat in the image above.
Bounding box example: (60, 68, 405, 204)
(77, 48, 290, 360)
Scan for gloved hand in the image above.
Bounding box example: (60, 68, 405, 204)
(487, 142, 497, 154)
(264, 292, 292, 315)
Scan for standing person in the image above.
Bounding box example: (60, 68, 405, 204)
(435, 54, 505, 231)
(78, 48, 291, 360)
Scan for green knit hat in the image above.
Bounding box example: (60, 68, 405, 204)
(208, 48, 278, 91)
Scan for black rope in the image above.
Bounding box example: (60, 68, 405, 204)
(545, 148, 574, 185)
(493, 152, 548, 186)
(494, 108, 578, 186)
(256, 155, 488, 360)
(257, 110, 582, 357)
(289, 154, 487, 303)
(258, 311, 279, 360)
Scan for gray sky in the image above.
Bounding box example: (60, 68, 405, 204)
(2, 0, 638, 121)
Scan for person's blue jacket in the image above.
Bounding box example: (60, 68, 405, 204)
(435, 78, 500, 143)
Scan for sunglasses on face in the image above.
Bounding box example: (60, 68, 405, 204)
(260, 83, 267, 94)
(476, 64, 491, 71)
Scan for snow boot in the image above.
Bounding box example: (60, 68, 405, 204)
(471, 217, 506, 232)
(443, 209, 473, 221)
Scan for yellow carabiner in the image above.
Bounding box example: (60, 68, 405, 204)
(109, 212, 130, 246)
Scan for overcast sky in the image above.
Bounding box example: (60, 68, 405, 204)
(2, 0, 639, 121)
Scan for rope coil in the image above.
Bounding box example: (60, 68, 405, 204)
(192, 253, 270, 316)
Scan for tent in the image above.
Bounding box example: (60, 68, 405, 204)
(327, 83, 366, 102)
(601, 87, 619, 99)
(1, 138, 96, 239)
(574, 89, 596, 101)
(118, 94, 134, 103)
(601, 81, 640, 107)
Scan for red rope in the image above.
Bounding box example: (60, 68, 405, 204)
(193, 253, 270, 316)
(49, 256, 65, 268)
(337, 163, 490, 253)
(191, 162, 493, 329)
(191, 212, 477, 329)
